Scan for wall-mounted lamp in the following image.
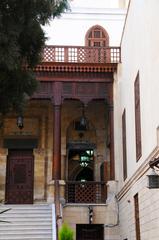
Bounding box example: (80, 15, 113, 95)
(17, 116, 24, 130)
(148, 158, 159, 188)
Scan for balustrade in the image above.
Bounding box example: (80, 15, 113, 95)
(42, 46, 120, 64)
(65, 181, 107, 204)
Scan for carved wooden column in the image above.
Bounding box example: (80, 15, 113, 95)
(52, 82, 62, 180)
(109, 106, 115, 180)
(107, 83, 115, 180)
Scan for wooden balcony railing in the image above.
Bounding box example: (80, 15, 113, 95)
(65, 181, 107, 204)
(42, 46, 121, 64)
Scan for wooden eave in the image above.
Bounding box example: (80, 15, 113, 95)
(34, 62, 117, 82)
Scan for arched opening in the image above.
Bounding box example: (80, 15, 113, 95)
(75, 167, 93, 181)
(66, 116, 96, 181)
(67, 145, 96, 181)
(65, 100, 110, 203)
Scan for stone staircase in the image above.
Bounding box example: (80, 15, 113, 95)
(0, 204, 56, 240)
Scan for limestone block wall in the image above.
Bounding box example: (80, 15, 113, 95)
(62, 180, 120, 240)
(0, 149, 7, 202)
(118, 159, 159, 240)
(34, 149, 46, 202)
(0, 100, 51, 203)
(0, 98, 111, 203)
(63, 205, 119, 240)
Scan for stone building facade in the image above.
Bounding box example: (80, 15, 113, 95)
(2, 1, 159, 240)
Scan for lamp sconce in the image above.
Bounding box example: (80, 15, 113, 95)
(148, 158, 159, 188)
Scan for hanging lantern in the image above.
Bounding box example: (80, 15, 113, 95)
(17, 116, 24, 130)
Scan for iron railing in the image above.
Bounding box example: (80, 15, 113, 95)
(65, 181, 107, 204)
(42, 45, 121, 64)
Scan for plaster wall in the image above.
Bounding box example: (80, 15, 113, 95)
(43, 0, 127, 46)
(115, 0, 159, 185)
(114, 1, 159, 238)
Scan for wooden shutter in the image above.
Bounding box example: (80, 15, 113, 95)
(134, 193, 141, 240)
(122, 109, 127, 180)
(134, 72, 142, 161)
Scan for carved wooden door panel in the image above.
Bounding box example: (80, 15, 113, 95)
(76, 224, 104, 240)
(5, 150, 34, 204)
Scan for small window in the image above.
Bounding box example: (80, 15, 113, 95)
(94, 30, 100, 38)
(85, 25, 109, 47)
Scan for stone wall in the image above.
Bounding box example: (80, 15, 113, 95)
(0, 99, 111, 203)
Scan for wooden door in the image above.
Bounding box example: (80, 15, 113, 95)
(76, 224, 104, 240)
(5, 149, 34, 204)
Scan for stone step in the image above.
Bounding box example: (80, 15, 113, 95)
(0, 224, 52, 230)
(0, 229, 52, 234)
(1, 235, 52, 240)
(1, 204, 52, 209)
(1, 212, 52, 217)
(0, 218, 52, 223)
(0, 204, 55, 240)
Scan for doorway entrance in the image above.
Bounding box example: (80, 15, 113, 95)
(76, 224, 104, 240)
(68, 148, 94, 181)
(5, 149, 34, 204)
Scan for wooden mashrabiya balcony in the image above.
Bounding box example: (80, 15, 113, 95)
(42, 45, 121, 64)
(35, 45, 120, 73)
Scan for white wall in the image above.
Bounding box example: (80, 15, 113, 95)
(115, 0, 159, 185)
(115, 1, 159, 238)
(43, 0, 127, 46)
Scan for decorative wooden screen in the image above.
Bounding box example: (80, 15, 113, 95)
(66, 181, 107, 203)
(134, 193, 141, 240)
(85, 25, 109, 47)
(42, 46, 120, 64)
(122, 109, 127, 180)
(134, 71, 142, 161)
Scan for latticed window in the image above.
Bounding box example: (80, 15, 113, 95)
(134, 71, 142, 161)
(85, 25, 109, 47)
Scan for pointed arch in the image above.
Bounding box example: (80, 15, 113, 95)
(85, 25, 109, 47)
